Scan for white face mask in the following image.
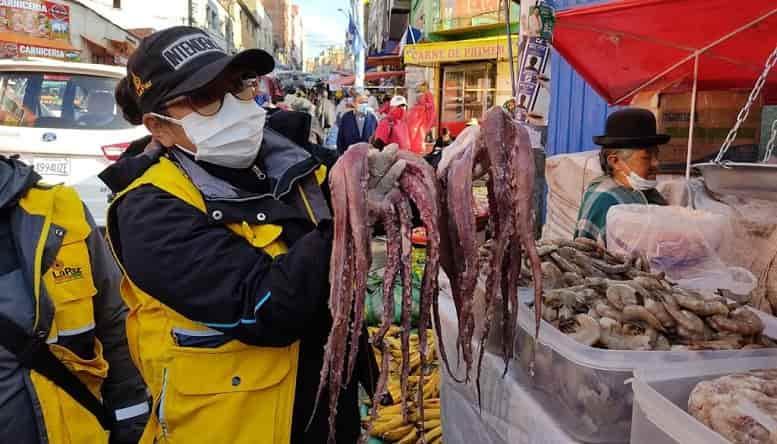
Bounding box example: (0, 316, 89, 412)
(153, 94, 266, 169)
(626, 171, 658, 191)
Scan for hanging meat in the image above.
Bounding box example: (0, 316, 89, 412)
(315, 106, 544, 442)
(437, 106, 544, 396)
(313, 144, 448, 443)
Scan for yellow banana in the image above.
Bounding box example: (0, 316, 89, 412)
(377, 403, 404, 416)
(424, 425, 443, 442)
(396, 426, 418, 444)
(422, 419, 441, 431)
(421, 408, 441, 420)
(423, 399, 441, 409)
(381, 424, 415, 441)
(370, 416, 405, 436)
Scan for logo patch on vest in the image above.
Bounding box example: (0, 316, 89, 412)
(51, 259, 84, 284)
(162, 34, 225, 70)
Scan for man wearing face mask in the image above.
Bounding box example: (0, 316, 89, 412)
(336, 94, 378, 155)
(374, 95, 411, 151)
(99, 27, 398, 444)
(575, 108, 669, 246)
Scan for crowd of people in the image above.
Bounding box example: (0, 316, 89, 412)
(257, 80, 442, 163)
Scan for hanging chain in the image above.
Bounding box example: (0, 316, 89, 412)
(714, 44, 777, 163)
(763, 119, 777, 162)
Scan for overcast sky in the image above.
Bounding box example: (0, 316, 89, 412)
(294, 0, 350, 62)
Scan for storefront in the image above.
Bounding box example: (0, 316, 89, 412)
(403, 35, 519, 135)
(0, 1, 79, 60)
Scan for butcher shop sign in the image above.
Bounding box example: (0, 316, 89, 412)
(404, 35, 520, 66)
(0, 0, 79, 60)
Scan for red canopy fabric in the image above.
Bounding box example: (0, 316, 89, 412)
(553, 0, 777, 105)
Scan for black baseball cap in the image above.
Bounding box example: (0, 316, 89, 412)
(126, 26, 274, 114)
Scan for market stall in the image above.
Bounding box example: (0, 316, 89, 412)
(323, 2, 777, 444)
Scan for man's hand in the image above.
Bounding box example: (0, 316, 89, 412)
(366, 144, 406, 222)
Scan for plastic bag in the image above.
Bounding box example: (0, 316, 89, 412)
(607, 204, 757, 293)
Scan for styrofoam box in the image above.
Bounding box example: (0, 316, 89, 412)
(513, 290, 777, 443)
(630, 356, 777, 444)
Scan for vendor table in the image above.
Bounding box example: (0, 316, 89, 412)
(437, 292, 581, 444)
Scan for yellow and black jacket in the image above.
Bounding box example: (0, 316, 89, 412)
(99, 122, 376, 443)
(0, 156, 148, 444)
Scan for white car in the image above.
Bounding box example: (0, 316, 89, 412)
(0, 58, 147, 227)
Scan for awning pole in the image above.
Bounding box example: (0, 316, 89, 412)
(684, 53, 699, 206)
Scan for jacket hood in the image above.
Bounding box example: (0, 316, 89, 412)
(0, 156, 40, 209)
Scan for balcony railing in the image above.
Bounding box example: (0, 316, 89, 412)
(432, 7, 519, 35)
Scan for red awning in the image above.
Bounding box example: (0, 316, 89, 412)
(553, 0, 777, 104)
(367, 55, 402, 67)
(328, 71, 405, 87)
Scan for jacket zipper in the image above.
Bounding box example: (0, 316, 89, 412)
(157, 368, 169, 438)
(213, 162, 320, 203)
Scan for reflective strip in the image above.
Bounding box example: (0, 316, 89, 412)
(171, 327, 223, 337)
(158, 368, 169, 436)
(57, 323, 95, 337)
(253, 291, 272, 314)
(203, 291, 271, 328)
(115, 401, 149, 421)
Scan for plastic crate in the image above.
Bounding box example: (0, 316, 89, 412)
(630, 356, 777, 444)
(513, 290, 777, 443)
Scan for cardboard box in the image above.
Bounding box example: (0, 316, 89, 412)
(656, 91, 762, 169)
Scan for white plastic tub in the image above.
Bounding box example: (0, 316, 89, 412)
(513, 289, 777, 443)
(630, 356, 777, 444)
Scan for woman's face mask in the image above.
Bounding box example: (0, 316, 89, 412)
(152, 93, 266, 169)
(389, 106, 405, 120)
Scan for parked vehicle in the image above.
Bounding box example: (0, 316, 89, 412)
(0, 58, 147, 226)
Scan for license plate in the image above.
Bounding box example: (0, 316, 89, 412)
(33, 157, 70, 176)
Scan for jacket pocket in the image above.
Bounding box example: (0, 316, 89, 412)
(162, 343, 295, 444)
(171, 328, 231, 348)
(45, 240, 98, 357)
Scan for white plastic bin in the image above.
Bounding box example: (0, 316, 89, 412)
(513, 290, 777, 443)
(630, 356, 777, 444)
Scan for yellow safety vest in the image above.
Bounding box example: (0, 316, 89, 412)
(19, 184, 110, 444)
(106, 157, 300, 444)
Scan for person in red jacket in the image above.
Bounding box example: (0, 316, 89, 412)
(407, 82, 437, 154)
(373, 95, 411, 150)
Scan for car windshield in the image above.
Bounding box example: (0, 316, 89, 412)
(0, 71, 135, 130)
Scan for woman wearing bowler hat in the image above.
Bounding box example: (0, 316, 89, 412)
(575, 108, 670, 246)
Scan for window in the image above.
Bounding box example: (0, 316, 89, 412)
(113, 0, 121, 8)
(0, 72, 136, 129)
(226, 19, 233, 45)
(441, 62, 496, 124)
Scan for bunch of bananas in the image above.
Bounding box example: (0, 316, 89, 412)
(365, 327, 443, 444)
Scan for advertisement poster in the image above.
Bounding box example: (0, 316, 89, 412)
(0, 0, 74, 60)
(516, 36, 550, 118)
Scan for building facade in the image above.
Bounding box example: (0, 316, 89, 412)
(242, 0, 274, 51)
(402, 0, 526, 135)
(0, 0, 138, 65)
(310, 45, 348, 75)
(288, 4, 302, 70)
(77, 0, 266, 56)
(264, 0, 290, 67)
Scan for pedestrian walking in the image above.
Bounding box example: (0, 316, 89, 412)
(373, 95, 411, 150)
(337, 94, 378, 155)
